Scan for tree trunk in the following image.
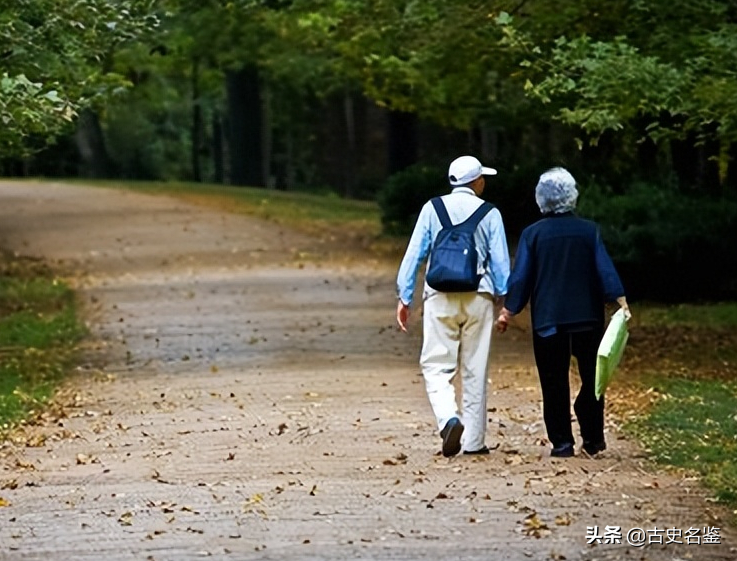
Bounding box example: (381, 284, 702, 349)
(343, 92, 358, 198)
(285, 126, 296, 190)
(670, 135, 698, 190)
(74, 108, 112, 178)
(212, 110, 224, 184)
(225, 66, 263, 187)
(191, 58, 202, 183)
(726, 142, 737, 192)
(262, 83, 274, 189)
(387, 109, 418, 175)
(480, 125, 499, 163)
(637, 136, 658, 181)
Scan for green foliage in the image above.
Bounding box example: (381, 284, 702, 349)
(498, 1, 737, 146)
(0, 74, 75, 155)
(525, 36, 685, 137)
(103, 43, 197, 180)
(376, 163, 447, 236)
(0, 255, 86, 427)
(261, 0, 529, 129)
(0, 0, 159, 155)
(628, 376, 737, 506)
(578, 181, 737, 301)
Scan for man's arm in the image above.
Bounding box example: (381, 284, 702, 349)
(486, 208, 511, 299)
(396, 204, 433, 331)
(496, 231, 533, 332)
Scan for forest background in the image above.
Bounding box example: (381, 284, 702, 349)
(2, 0, 737, 301)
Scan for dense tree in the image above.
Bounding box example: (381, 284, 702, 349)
(0, 0, 159, 157)
(499, 0, 737, 188)
(8, 0, 737, 194)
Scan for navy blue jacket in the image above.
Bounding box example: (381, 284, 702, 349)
(505, 212, 625, 335)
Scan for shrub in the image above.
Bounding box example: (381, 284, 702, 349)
(577, 182, 737, 302)
(377, 163, 447, 236)
(376, 161, 544, 238)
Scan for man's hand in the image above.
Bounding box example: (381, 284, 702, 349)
(495, 307, 512, 333)
(396, 301, 410, 333)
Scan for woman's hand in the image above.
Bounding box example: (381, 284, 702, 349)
(616, 296, 632, 321)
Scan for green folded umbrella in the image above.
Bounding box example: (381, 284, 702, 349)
(595, 308, 630, 400)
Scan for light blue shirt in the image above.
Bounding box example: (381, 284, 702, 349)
(396, 187, 511, 306)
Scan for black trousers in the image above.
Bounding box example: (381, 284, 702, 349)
(532, 326, 604, 448)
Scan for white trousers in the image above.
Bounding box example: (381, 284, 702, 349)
(420, 292, 494, 452)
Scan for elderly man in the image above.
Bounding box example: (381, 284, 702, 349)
(496, 167, 631, 458)
(396, 155, 510, 457)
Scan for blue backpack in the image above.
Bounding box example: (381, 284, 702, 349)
(425, 198, 494, 292)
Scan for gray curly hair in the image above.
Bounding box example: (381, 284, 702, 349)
(535, 167, 579, 214)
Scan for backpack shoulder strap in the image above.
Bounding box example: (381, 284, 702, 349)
(430, 197, 453, 229)
(457, 202, 495, 232)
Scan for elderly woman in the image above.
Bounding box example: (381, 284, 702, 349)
(496, 168, 631, 458)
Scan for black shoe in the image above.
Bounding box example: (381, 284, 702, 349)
(583, 440, 607, 456)
(551, 443, 575, 457)
(463, 445, 490, 455)
(440, 417, 464, 457)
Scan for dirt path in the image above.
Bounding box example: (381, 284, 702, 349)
(0, 181, 734, 561)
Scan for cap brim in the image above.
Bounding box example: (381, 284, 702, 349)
(481, 166, 497, 176)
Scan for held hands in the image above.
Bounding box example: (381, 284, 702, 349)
(396, 301, 410, 333)
(495, 307, 513, 333)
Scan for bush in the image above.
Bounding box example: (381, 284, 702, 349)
(377, 161, 544, 238)
(577, 182, 737, 302)
(377, 163, 447, 236)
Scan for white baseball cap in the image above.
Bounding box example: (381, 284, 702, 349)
(448, 155, 497, 186)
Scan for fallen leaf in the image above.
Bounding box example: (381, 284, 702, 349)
(14, 460, 35, 471)
(26, 434, 47, 447)
(242, 494, 267, 518)
(76, 453, 97, 465)
(383, 453, 408, 466)
(0, 497, 11, 507)
(523, 512, 551, 538)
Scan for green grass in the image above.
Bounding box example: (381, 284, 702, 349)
(0, 255, 87, 428)
(628, 376, 737, 504)
(636, 301, 737, 328)
(624, 301, 737, 509)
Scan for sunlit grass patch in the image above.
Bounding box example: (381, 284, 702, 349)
(617, 301, 737, 510)
(0, 254, 86, 428)
(627, 376, 737, 505)
(63, 179, 412, 261)
(73, 179, 383, 233)
(635, 302, 737, 329)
